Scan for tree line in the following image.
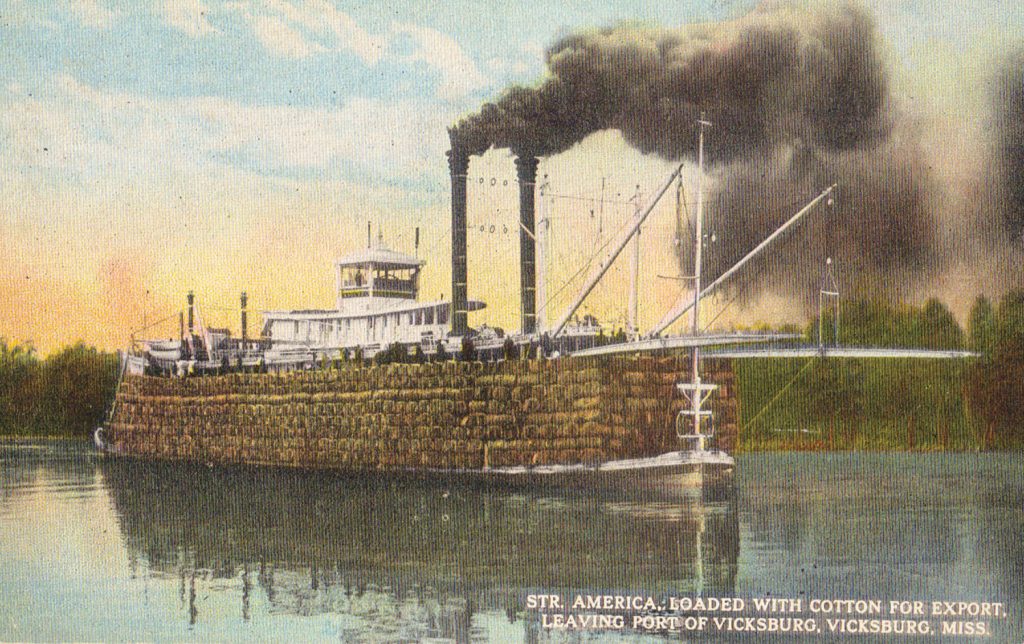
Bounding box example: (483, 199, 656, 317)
(965, 291, 1024, 448)
(0, 340, 119, 437)
(1, 291, 1022, 447)
(738, 293, 1024, 451)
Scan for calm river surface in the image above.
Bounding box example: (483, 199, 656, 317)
(0, 440, 1021, 642)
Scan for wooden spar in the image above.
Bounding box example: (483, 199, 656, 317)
(550, 163, 685, 338)
(646, 182, 838, 339)
(688, 117, 710, 445)
(628, 186, 641, 340)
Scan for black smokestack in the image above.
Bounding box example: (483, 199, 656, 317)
(447, 138, 469, 336)
(187, 290, 194, 334)
(516, 155, 539, 333)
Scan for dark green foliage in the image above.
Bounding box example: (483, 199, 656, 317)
(811, 297, 963, 349)
(413, 345, 426, 364)
(744, 297, 975, 451)
(738, 358, 973, 451)
(917, 298, 964, 349)
(966, 290, 1024, 448)
(0, 339, 119, 437)
(968, 295, 997, 356)
(41, 343, 120, 436)
(743, 293, 1024, 451)
(0, 339, 43, 434)
(996, 290, 1024, 341)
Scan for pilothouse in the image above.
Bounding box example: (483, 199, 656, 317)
(260, 239, 484, 365)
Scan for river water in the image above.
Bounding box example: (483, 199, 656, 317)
(0, 440, 1020, 642)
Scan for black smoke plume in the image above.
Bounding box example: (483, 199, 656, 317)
(700, 134, 945, 305)
(995, 52, 1024, 245)
(453, 2, 1024, 308)
(451, 4, 889, 161)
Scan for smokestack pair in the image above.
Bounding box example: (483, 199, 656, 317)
(448, 142, 539, 336)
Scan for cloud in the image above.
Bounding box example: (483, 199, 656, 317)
(232, 2, 485, 99)
(192, 94, 451, 180)
(251, 13, 323, 58)
(223, 2, 483, 99)
(1, 74, 451, 188)
(393, 23, 489, 101)
(68, 0, 117, 29)
(268, 0, 386, 64)
(161, 0, 216, 37)
(236, 0, 385, 63)
(1, 73, 460, 350)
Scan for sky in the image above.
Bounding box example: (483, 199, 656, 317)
(1, 0, 1023, 354)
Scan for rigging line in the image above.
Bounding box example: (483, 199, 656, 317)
(669, 178, 695, 307)
(541, 252, 597, 314)
(557, 202, 631, 288)
(420, 226, 452, 259)
(533, 210, 624, 222)
(544, 192, 704, 206)
(652, 179, 699, 316)
(700, 219, 822, 334)
(677, 178, 695, 245)
(546, 192, 634, 206)
(204, 304, 245, 313)
(739, 356, 820, 433)
(700, 195, 837, 334)
(540, 199, 643, 313)
(592, 197, 615, 256)
(103, 350, 130, 426)
(131, 312, 179, 336)
(701, 285, 746, 333)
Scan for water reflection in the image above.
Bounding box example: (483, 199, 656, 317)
(735, 453, 1024, 641)
(99, 457, 739, 637)
(0, 440, 99, 510)
(5, 445, 1019, 641)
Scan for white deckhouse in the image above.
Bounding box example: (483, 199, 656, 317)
(261, 242, 484, 361)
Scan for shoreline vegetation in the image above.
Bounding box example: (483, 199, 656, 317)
(1, 292, 1022, 451)
(0, 342, 119, 439)
(737, 293, 1024, 452)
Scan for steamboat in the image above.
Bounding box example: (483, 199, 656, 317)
(99, 121, 837, 488)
